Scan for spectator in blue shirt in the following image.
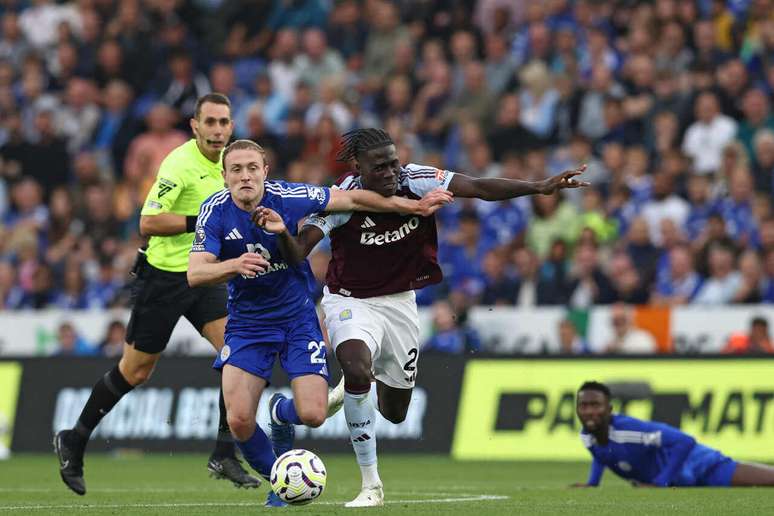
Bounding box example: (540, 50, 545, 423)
(54, 322, 97, 357)
(422, 300, 481, 354)
(764, 248, 774, 303)
(717, 168, 760, 248)
(684, 174, 716, 241)
(574, 381, 774, 487)
(652, 244, 703, 305)
(439, 209, 490, 299)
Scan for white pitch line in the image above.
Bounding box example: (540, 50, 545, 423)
(0, 494, 509, 511)
(0, 488, 468, 495)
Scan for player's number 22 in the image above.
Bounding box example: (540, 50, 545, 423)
(308, 341, 327, 364)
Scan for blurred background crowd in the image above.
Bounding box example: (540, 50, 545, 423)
(0, 0, 772, 354)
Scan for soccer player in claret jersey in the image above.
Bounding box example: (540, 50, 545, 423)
(187, 140, 451, 507)
(575, 381, 774, 487)
(268, 128, 588, 507)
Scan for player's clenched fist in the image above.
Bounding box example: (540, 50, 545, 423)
(416, 188, 454, 217)
(251, 206, 286, 234)
(234, 252, 269, 278)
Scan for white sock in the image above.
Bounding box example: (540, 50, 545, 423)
(359, 463, 381, 489)
(344, 391, 381, 488)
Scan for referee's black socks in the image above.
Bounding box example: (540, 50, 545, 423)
(72, 365, 134, 448)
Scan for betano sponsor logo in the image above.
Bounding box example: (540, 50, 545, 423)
(360, 217, 420, 246)
(452, 360, 774, 461)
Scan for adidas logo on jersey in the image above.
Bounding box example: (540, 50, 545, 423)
(225, 228, 243, 240)
(360, 217, 376, 229)
(360, 217, 420, 246)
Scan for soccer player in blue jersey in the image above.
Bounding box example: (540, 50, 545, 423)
(187, 140, 451, 506)
(575, 381, 774, 487)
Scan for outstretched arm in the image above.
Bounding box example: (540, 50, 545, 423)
(251, 208, 325, 265)
(448, 165, 589, 200)
(571, 457, 604, 487)
(326, 188, 453, 216)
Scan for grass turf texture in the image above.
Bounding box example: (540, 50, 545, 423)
(1, 454, 773, 515)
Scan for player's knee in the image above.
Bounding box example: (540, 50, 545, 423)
(341, 362, 371, 388)
(297, 407, 326, 428)
(380, 406, 408, 424)
(227, 411, 255, 440)
(122, 364, 153, 386)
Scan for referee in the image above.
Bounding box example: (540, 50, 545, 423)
(54, 93, 258, 495)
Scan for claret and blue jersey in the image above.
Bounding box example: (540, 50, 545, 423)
(581, 414, 737, 487)
(191, 181, 332, 382)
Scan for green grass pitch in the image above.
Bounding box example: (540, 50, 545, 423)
(2, 454, 773, 515)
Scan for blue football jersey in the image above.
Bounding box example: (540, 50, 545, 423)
(191, 181, 330, 332)
(581, 414, 731, 487)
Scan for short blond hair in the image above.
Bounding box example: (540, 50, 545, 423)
(222, 139, 266, 168)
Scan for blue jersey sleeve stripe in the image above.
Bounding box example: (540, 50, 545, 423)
(265, 186, 308, 194)
(264, 182, 308, 193)
(198, 190, 229, 226)
(198, 189, 230, 227)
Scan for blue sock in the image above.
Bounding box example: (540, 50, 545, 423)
(235, 427, 276, 479)
(276, 397, 302, 425)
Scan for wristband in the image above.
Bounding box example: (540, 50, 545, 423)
(186, 216, 198, 233)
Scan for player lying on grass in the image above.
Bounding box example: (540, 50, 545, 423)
(575, 381, 774, 487)
(187, 139, 451, 507)
(255, 127, 588, 507)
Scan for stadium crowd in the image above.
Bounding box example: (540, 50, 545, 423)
(0, 0, 772, 321)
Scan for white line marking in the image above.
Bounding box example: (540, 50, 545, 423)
(0, 488, 470, 495)
(0, 495, 509, 511)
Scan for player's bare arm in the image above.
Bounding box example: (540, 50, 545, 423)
(327, 188, 453, 216)
(139, 213, 198, 237)
(251, 207, 308, 267)
(448, 164, 589, 200)
(188, 250, 269, 287)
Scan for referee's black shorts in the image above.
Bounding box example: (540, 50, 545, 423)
(126, 263, 227, 354)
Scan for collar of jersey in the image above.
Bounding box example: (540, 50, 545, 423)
(188, 139, 223, 171)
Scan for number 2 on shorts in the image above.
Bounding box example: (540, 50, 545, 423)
(403, 348, 418, 383)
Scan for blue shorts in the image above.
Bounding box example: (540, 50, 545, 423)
(680, 444, 738, 487)
(213, 307, 329, 383)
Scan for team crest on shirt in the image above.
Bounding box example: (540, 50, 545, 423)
(220, 345, 231, 361)
(339, 309, 353, 321)
(618, 461, 632, 472)
(306, 186, 326, 204)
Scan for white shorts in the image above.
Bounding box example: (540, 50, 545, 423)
(320, 286, 420, 389)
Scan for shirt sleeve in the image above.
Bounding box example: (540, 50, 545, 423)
(403, 163, 455, 197)
(190, 201, 222, 257)
(304, 211, 353, 236)
(587, 457, 605, 486)
(279, 182, 332, 228)
(140, 159, 186, 215)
